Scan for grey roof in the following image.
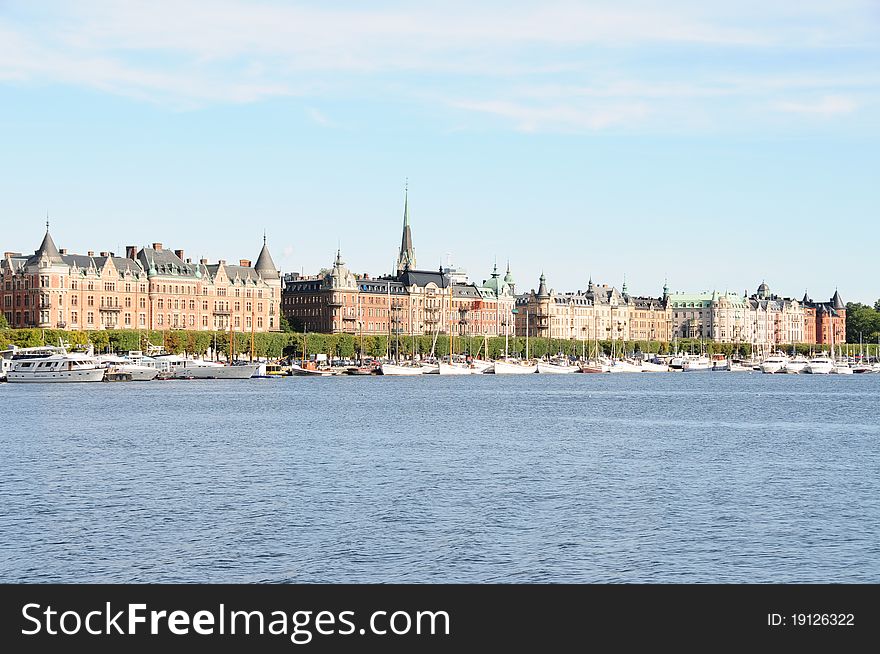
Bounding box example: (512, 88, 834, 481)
(396, 189, 415, 272)
(31, 229, 64, 264)
(397, 268, 450, 288)
(536, 273, 549, 298)
(831, 289, 844, 310)
(254, 241, 279, 280)
(138, 247, 200, 278)
(219, 264, 262, 284)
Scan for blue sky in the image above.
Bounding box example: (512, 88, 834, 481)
(1, 0, 878, 302)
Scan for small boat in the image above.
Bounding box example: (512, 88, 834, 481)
(682, 356, 712, 372)
(831, 364, 854, 375)
(438, 361, 477, 375)
(96, 354, 160, 381)
(379, 363, 424, 376)
(578, 361, 610, 373)
(608, 360, 642, 373)
(536, 356, 577, 374)
(783, 356, 809, 374)
(492, 359, 537, 374)
(639, 360, 669, 372)
(290, 363, 336, 376)
(710, 354, 729, 371)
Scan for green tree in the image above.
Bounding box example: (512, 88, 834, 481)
(0, 314, 8, 329)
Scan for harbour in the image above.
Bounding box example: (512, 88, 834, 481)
(2, 373, 878, 583)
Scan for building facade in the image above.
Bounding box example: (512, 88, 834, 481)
(281, 192, 517, 339)
(802, 290, 846, 346)
(514, 274, 672, 344)
(2, 226, 282, 332)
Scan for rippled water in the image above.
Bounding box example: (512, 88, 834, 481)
(1, 373, 878, 583)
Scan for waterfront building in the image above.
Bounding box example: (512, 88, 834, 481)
(514, 274, 671, 345)
(281, 192, 516, 338)
(802, 290, 846, 346)
(1, 225, 281, 332)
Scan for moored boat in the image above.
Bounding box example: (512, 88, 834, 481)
(6, 346, 105, 383)
(492, 359, 537, 374)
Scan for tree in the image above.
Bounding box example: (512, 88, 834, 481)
(0, 314, 8, 329)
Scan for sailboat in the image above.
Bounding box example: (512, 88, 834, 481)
(492, 308, 537, 374)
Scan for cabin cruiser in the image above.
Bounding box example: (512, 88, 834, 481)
(709, 354, 729, 371)
(148, 354, 259, 379)
(831, 363, 853, 375)
(783, 355, 809, 374)
(639, 360, 669, 372)
(5, 346, 105, 383)
(681, 356, 712, 372)
(760, 354, 789, 374)
(804, 355, 834, 375)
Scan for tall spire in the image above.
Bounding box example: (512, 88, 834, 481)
(34, 219, 63, 264)
(396, 181, 415, 273)
(537, 272, 549, 298)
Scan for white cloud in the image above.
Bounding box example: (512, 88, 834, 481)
(305, 107, 334, 127)
(772, 95, 859, 116)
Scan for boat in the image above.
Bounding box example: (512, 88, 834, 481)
(710, 354, 729, 371)
(728, 361, 754, 372)
(760, 354, 789, 374)
(345, 365, 377, 375)
(608, 359, 642, 373)
(438, 361, 478, 375)
(639, 360, 669, 372)
(578, 360, 610, 373)
(681, 355, 712, 372)
(291, 362, 336, 376)
(164, 357, 260, 379)
(379, 363, 424, 376)
(96, 354, 160, 381)
(804, 355, 834, 375)
(419, 362, 440, 374)
(831, 363, 854, 375)
(783, 355, 809, 374)
(492, 359, 537, 374)
(6, 346, 105, 383)
(536, 359, 577, 374)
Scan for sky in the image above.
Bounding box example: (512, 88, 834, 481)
(1, 0, 878, 303)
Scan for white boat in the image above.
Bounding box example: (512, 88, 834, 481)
(783, 356, 809, 374)
(536, 360, 577, 374)
(168, 358, 260, 379)
(469, 359, 494, 373)
(682, 356, 712, 372)
(728, 362, 754, 372)
(492, 359, 537, 374)
(639, 360, 669, 372)
(290, 362, 337, 377)
(831, 364, 854, 375)
(710, 355, 730, 371)
(380, 363, 424, 376)
(804, 355, 834, 375)
(438, 361, 477, 375)
(96, 354, 160, 381)
(608, 360, 643, 373)
(760, 355, 789, 374)
(419, 362, 440, 374)
(7, 346, 105, 383)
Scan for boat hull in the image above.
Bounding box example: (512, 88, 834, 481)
(438, 362, 476, 375)
(493, 361, 537, 374)
(380, 364, 424, 376)
(7, 368, 106, 383)
(176, 364, 260, 379)
(536, 362, 577, 374)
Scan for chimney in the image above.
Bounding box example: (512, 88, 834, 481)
(87, 251, 95, 257)
(186, 258, 192, 264)
(59, 248, 68, 255)
(152, 242, 163, 251)
(200, 258, 208, 265)
(240, 259, 251, 267)
(100, 251, 109, 257)
(175, 249, 184, 260)
(126, 245, 137, 259)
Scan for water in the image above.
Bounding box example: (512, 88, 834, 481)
(1, 373, 878, 583)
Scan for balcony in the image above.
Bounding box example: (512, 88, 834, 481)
(327, 296, 343, 307)
(213, 308, 231, 315)
(100, 304, 122, 312)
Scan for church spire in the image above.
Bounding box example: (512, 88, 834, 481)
(396, 180, 415, 273)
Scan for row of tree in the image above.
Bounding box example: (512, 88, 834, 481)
(3, 327, 876, 360)
(845, 301, 880, 345)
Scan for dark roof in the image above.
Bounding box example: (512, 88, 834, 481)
(396, 269, 450, 288)
(31, 229, 64, 264)
(831, 289, 844, 310)
(138, 247, 200, 278)
(254, 242, 279, 279)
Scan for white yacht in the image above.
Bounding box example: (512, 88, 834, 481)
(153, 355, 259, 379)
(492, 359, 537, 374)
(760, 355, 789, 374)
(831, 363, 854, 375)
(96, 354, 160, 381)
(6, 346, 105, 383)
(608, 360, 643, 373)
(804, 355, 834, 375)
(783, 355, 809, 374)
(639, 360, 670, 372)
